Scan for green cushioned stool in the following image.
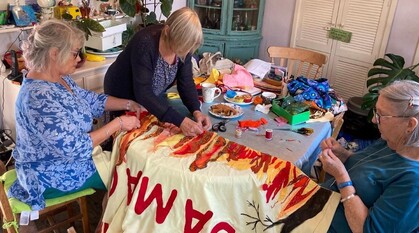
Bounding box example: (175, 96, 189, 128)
(0, 167, 95, 233)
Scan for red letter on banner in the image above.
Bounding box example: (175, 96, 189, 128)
(126, 168, 142, 205)
(184, 199, 214, 233)
(211, 222, 235, 233)
(134, 176, 178, 224)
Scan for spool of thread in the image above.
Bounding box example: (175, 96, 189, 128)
(235, 128, 243, 138)
(265, 129, 273, 140)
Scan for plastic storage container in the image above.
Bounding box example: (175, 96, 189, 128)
(85, 20, 127, 51)
(271, 99, 310, 125)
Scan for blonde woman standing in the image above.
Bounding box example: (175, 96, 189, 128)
(104, 7, 211, 137)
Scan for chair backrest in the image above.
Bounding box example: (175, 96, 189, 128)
(267, 46, 327, 80)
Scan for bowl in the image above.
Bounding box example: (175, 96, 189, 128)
(261, 91, 276, 104)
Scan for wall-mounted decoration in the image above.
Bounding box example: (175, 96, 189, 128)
(328, 27, 352, 43)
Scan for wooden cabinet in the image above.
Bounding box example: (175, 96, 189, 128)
(189, 0, 265, 63)
(72, 59, 115, 93)
(291, 0, 398, 100)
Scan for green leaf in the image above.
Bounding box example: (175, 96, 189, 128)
(367, 67, 392, 77)
(368, 84, 385, 93)
(160, 0, 172, 17)
(361, 93, 378, 110)
(120, 0, 137, 17)
(366, 76, 389, 88)
(145, 12, 157, 25)
(83, 18, 105, 32)
(62, 13, 73, 20)
(362, 53, 419, 117)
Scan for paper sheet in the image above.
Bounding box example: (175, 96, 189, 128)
(244, 59, 271, 78)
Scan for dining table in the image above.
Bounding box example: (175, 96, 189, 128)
(167, 88, 332, 176)
(97, 89, 340, 233)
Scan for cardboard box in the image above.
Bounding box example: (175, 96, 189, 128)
(271, 100, 310, 125)
(85, 20, 126, 51)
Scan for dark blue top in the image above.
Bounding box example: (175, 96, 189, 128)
(104, 24, 200, 126)
(323, 139, 419, 233)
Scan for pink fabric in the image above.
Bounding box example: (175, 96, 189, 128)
(222, 65, 254, 88)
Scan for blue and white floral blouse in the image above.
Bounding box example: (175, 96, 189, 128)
(9, 75, 108, 210)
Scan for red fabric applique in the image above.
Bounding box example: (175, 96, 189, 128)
(238, 117, 268, 128)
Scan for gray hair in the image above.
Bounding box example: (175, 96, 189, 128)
(380, 80, 419, 147)
(22, 19, 85, 72)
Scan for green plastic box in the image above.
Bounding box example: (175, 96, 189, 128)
(271, 100, 310, 125)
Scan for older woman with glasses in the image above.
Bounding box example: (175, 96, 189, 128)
(9, 19, 142, 214)
(318, 80, 419, 233)
(104, 7, 211, 137)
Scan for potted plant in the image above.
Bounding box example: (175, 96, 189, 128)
(119, 0, 173, 26)
(59, 10, 105, 66)
(362, 53, 419, 118)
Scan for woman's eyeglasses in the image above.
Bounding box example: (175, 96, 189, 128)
(70, 49, 82, 59)
(373, 107, 410, 124)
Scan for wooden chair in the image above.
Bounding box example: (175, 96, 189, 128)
(267, 46, 327, 80)
(0, 161, 95, 233)
(316, 112, 345, 183)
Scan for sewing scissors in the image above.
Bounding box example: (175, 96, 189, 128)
(212, 120, 229, 132)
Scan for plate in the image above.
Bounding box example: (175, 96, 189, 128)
(208, 103, 244, 119)
(86, 46, 123, 56)
(224, 91, 253, 106)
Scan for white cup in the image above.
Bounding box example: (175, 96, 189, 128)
(261, 91, 276, 104)
(202, 83, 221, 103)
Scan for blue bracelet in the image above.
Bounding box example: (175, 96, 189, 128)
(337, 181, 353, 189)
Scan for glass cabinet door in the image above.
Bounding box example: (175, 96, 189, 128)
(192, 0, 225, 35)
(228, 0, 262, 35)
(190, 0, 263, 35)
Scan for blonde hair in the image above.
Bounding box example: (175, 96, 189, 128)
(22, 19, 85, 72)
(163, 7, 203, 61)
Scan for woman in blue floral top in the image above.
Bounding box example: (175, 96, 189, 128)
(9, 19, 142, 211)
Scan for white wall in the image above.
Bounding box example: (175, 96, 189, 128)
(258, 0, 295, 61)
(413, 41, 419, 74)
(385, 0, 419, 66)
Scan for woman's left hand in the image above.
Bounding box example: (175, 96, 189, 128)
(127, 100, 145, 118)
(319, 149, 349, 181)
(193, 111, 211, 131)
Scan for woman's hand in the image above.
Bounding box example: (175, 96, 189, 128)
(318, 149, 350, 182)
(193, 111, 212, 131)
(179, 117, 204, 136)
(119, 115, 141, 131)
(320, 137, 352, 162)
(126, 100, 145, 119)
(162, 122, 182, 135)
